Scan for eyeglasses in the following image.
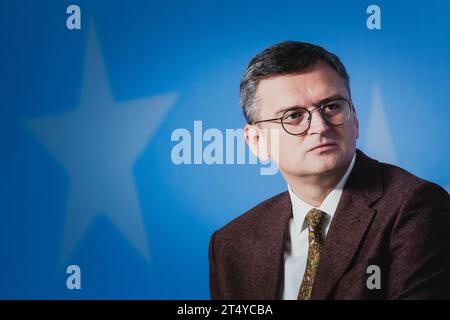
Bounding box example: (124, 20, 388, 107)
(253, 98, 354, 136)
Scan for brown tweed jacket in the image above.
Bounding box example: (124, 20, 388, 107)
(209, 149, 450, 299)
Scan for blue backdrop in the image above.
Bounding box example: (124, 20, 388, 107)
(1, 0, 449, 299)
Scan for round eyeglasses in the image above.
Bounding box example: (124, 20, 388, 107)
(253, 98, 354, 136)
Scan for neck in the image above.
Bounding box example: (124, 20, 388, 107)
(287, 165, 348, 207)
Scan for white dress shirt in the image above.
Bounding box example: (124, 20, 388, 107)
(281, 153, 356, 299)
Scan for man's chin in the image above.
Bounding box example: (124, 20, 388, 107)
(280, 153, 346, 177)
(302, 159, 341, 176)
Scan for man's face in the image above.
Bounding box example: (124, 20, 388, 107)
(248, 62, 359, 179)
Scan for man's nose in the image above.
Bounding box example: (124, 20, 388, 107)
(307, 109, 330, 134)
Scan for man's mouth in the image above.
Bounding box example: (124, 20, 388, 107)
(309, 142, 337, 152)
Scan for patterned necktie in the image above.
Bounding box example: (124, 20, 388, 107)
(298, 208, 326, 300)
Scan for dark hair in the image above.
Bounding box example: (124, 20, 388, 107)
(239, 41, 350, 124)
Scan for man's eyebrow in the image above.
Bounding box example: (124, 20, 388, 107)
(274, 94, 346, 116)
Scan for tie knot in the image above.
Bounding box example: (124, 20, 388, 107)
(305, 208, 325, 230)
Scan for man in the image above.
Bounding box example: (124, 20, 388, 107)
(208, 41, 450, 299)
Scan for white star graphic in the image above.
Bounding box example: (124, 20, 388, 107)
(365, 86, 450, 193)
(25, 23, 177, 264)
(364, 84, 397, 164)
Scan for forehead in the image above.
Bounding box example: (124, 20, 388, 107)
(255, 62, 348, 114)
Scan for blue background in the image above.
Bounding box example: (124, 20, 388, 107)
(1, 0, 449, 299)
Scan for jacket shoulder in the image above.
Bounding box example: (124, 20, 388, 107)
(213, 191, 289, 241)
(378, 161, 447, 195)
(355, 149, 447, 198)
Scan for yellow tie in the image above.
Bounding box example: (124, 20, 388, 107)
(298, 208, 326, 300)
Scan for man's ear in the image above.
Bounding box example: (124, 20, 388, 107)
(244, 124, 271, 162)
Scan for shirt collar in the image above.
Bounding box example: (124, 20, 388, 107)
(287, 152, 356, 232)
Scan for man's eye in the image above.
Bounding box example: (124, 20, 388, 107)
(286, 110, 308, 120)
(324, 103, 341, 112)
(288, 111, 303, 119)
(283, 110, 307, 125)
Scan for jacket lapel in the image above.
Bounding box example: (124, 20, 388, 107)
(311, 149, 384, 299)
(252, 191, 293, 299)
